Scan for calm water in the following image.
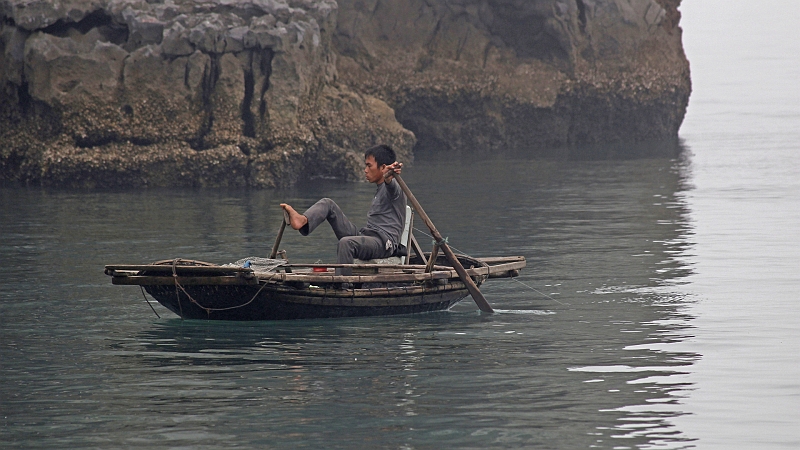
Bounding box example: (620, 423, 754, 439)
(1, 1, 798, 449)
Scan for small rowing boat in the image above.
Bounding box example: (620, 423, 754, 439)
(104, 172, 525, 320)
(104, 254, 525, 320)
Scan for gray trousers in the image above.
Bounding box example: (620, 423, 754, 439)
(301, 198, 392, 275)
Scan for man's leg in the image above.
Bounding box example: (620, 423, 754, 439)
(300, 198, 358, 239)
(336, 235, 392, 276)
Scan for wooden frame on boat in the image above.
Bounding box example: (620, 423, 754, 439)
(104, 254, 525, 320)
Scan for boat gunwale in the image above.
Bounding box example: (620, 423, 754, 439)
(106, 257, 525, 287)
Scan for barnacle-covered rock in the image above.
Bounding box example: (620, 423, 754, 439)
(1, 0, 690, 187)
(1, 0, 412, 187)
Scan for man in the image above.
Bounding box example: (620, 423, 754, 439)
(280, 144, 406, 276)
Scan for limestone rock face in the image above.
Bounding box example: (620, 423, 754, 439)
(1, 0, 413, 187)
(335, 0, 690, 154)
(1, 0, 689, 187)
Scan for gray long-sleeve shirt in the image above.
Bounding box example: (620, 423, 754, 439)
(360, 180, 407, 251)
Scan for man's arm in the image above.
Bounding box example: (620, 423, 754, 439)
(382, 162, 404, 199)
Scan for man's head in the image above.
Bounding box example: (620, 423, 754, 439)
(365, 145, 396, 167)
(364, 145, 396, 183)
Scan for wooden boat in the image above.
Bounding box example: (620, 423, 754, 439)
(104, 254, 525, 321)
(105, 172, 525, 320)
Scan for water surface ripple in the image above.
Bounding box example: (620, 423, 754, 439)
(2, 155, 698, 448)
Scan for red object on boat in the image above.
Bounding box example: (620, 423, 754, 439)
(312, 267, 328, 272)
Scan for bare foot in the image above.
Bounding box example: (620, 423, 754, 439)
(280, 203, 308, 230)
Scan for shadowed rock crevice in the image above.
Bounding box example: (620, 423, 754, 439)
(258, 49, 273, 120)
(40, 9, 127, 45)
(76, 134, 117, 148)
(576, 0, 587, 33)
(487, 3, 570, 63)
(189, 54, 221, 151)
(16, 81, 33, 115)
(241, 48, 274, 141)
(241, 53, 257, 138)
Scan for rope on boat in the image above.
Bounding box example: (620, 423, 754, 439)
(173, 259, 184, 319)
(413, 228, 487, 269)
(510, 277, 571, 306)
(414, 227, 464, 255)
(140, 286, 161, 318)
(170, 258, 276, 317)
(197, 281, 271, 313)
(413, 227, 570, 306)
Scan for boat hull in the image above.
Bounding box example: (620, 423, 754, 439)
(144, 282, 470, 321)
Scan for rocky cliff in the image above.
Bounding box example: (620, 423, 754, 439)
(335, 0, 690, 155)
(1, 0, 689, 187)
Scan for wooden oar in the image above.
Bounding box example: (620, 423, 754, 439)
(269, 210, 290, 259)
(388, 171, 494, 313)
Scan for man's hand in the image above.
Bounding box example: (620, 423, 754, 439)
(383, 161, 403, 181)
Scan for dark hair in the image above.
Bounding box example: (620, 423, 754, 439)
(364, 144, 396, 167)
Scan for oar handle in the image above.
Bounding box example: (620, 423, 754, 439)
(388, 171, 494, 313)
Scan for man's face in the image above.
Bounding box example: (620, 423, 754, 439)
(364, 155, 385, 183)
